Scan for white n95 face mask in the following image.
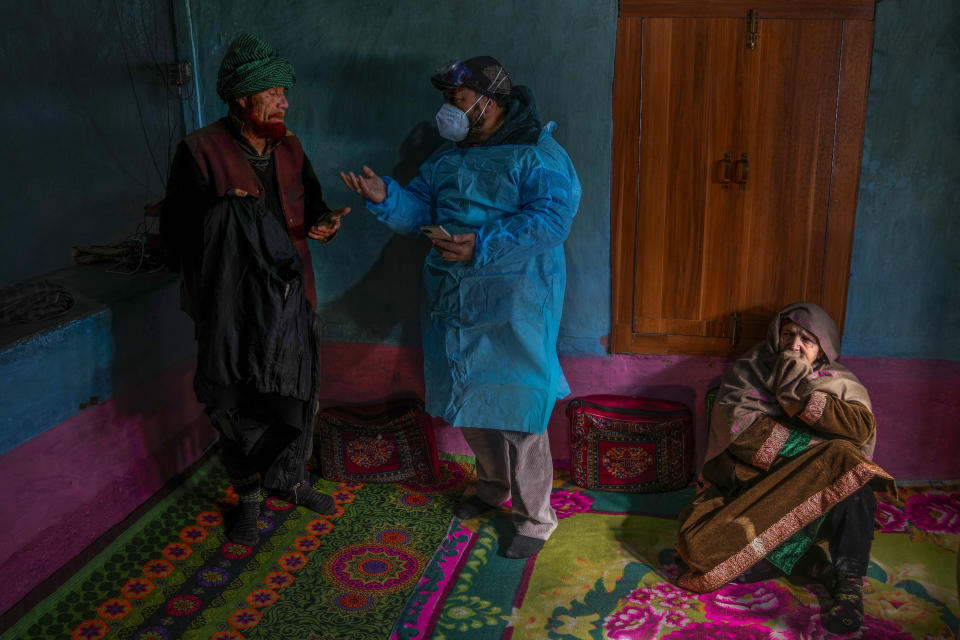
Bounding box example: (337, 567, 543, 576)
(434, 67, 508, 142)
(435, 103, 472, 141)
(435, 93, 494, 142)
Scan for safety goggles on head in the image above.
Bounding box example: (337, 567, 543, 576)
(434, 60, 474, 88)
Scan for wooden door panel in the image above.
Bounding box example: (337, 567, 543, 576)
(610, 14, 645, 352)
(609, 5, 874, 355)
(821, 20, 875, 335)
(698, 21, 754, 331)
(736, 20, 843, 321)
(633, 18, 743, 335)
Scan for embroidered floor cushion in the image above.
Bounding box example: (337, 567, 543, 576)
(567, 394, 694, 492)
(314, 399, 439, 484)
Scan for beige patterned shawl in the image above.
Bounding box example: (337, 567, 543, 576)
(706, 302, 874, 461)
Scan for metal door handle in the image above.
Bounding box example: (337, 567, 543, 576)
(734, 154, 749, 189)
(718, 153, 733, 188)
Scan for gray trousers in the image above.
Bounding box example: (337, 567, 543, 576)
(460, 427, 558, 541)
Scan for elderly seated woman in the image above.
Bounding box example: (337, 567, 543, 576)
(675, 302, 895, 634)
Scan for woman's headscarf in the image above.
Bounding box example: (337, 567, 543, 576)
(706, 302, 874, 461)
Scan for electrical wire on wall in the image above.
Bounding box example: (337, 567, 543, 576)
(117, 0, 190, 186)
(70, 0, 187, 276)
(72, 210, 166, 275)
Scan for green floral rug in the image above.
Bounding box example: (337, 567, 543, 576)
(5, 457, 958, 640)
(3, 456, 472, 640)
(394, 470, 960, 639)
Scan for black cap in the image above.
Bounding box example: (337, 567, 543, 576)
(431, 56, 512, 105)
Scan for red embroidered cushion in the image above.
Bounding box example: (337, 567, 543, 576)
(314, 399, 439, 484)
(566, 395, 694, 492)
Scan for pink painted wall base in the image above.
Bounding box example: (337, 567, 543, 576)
(318, 342, 960, 480)
(0, 358, 214, 616)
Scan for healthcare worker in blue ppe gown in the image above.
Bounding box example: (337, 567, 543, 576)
(340, 56, 581, 558)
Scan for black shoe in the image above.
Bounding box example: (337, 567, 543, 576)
(227, 498, 260, 546)
(454, 495, 495, 520)
(287, 484, 337, 515)
(823, 573, 864, 634)
(501, 534, 546, 559)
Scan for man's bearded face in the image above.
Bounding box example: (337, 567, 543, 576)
(241, 87, 288, 140)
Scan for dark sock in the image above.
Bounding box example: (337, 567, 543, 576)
(792, 544, 837, 591)
(227, 478, 261, 547)
(823, 572, 864, 634)
(286, 483, 336, 515)
(502, 534, 546, 559)
(454, 495, 495, 520)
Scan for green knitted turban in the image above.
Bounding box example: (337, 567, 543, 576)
(216, 33, 296, 102)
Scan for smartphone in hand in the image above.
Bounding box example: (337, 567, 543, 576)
(421, 225, 453, 241)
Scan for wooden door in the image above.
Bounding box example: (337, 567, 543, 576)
(731, 19, 844, 340)
(632, 17, 751, 351)
(610, 3, 875, 356)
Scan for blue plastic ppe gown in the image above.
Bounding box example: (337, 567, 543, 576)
(366, 91, 581, 434)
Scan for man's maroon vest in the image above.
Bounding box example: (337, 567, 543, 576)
(184, 119, 317, 308)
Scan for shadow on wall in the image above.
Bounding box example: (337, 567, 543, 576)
(391, 121, 444, 185)
(321, 122, 444, 344)
(108, 281, 210, 487)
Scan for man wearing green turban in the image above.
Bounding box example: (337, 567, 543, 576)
(161, 34, 348, 546)
(215, 33, 297, 103)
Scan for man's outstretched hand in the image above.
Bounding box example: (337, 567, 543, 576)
(339, 165, 386, 204)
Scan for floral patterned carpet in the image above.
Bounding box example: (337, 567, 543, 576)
(2, 455, 473, 640)
(3, 457, 957, 640)
(394, 468, 960, 640)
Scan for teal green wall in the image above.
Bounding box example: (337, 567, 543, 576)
(843, 0, 960, 359)
(2, 0, 957, 361)
(0, 1, 183, 288)
(185, 0, 617, 354)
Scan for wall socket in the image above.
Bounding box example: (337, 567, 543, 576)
(166, 61, 192, 95)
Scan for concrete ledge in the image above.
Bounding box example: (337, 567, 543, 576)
(0, 265, 195, 456)
(0, 265, 212, 615)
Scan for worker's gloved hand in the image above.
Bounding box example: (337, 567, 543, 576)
(432, 233, 476, 262)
